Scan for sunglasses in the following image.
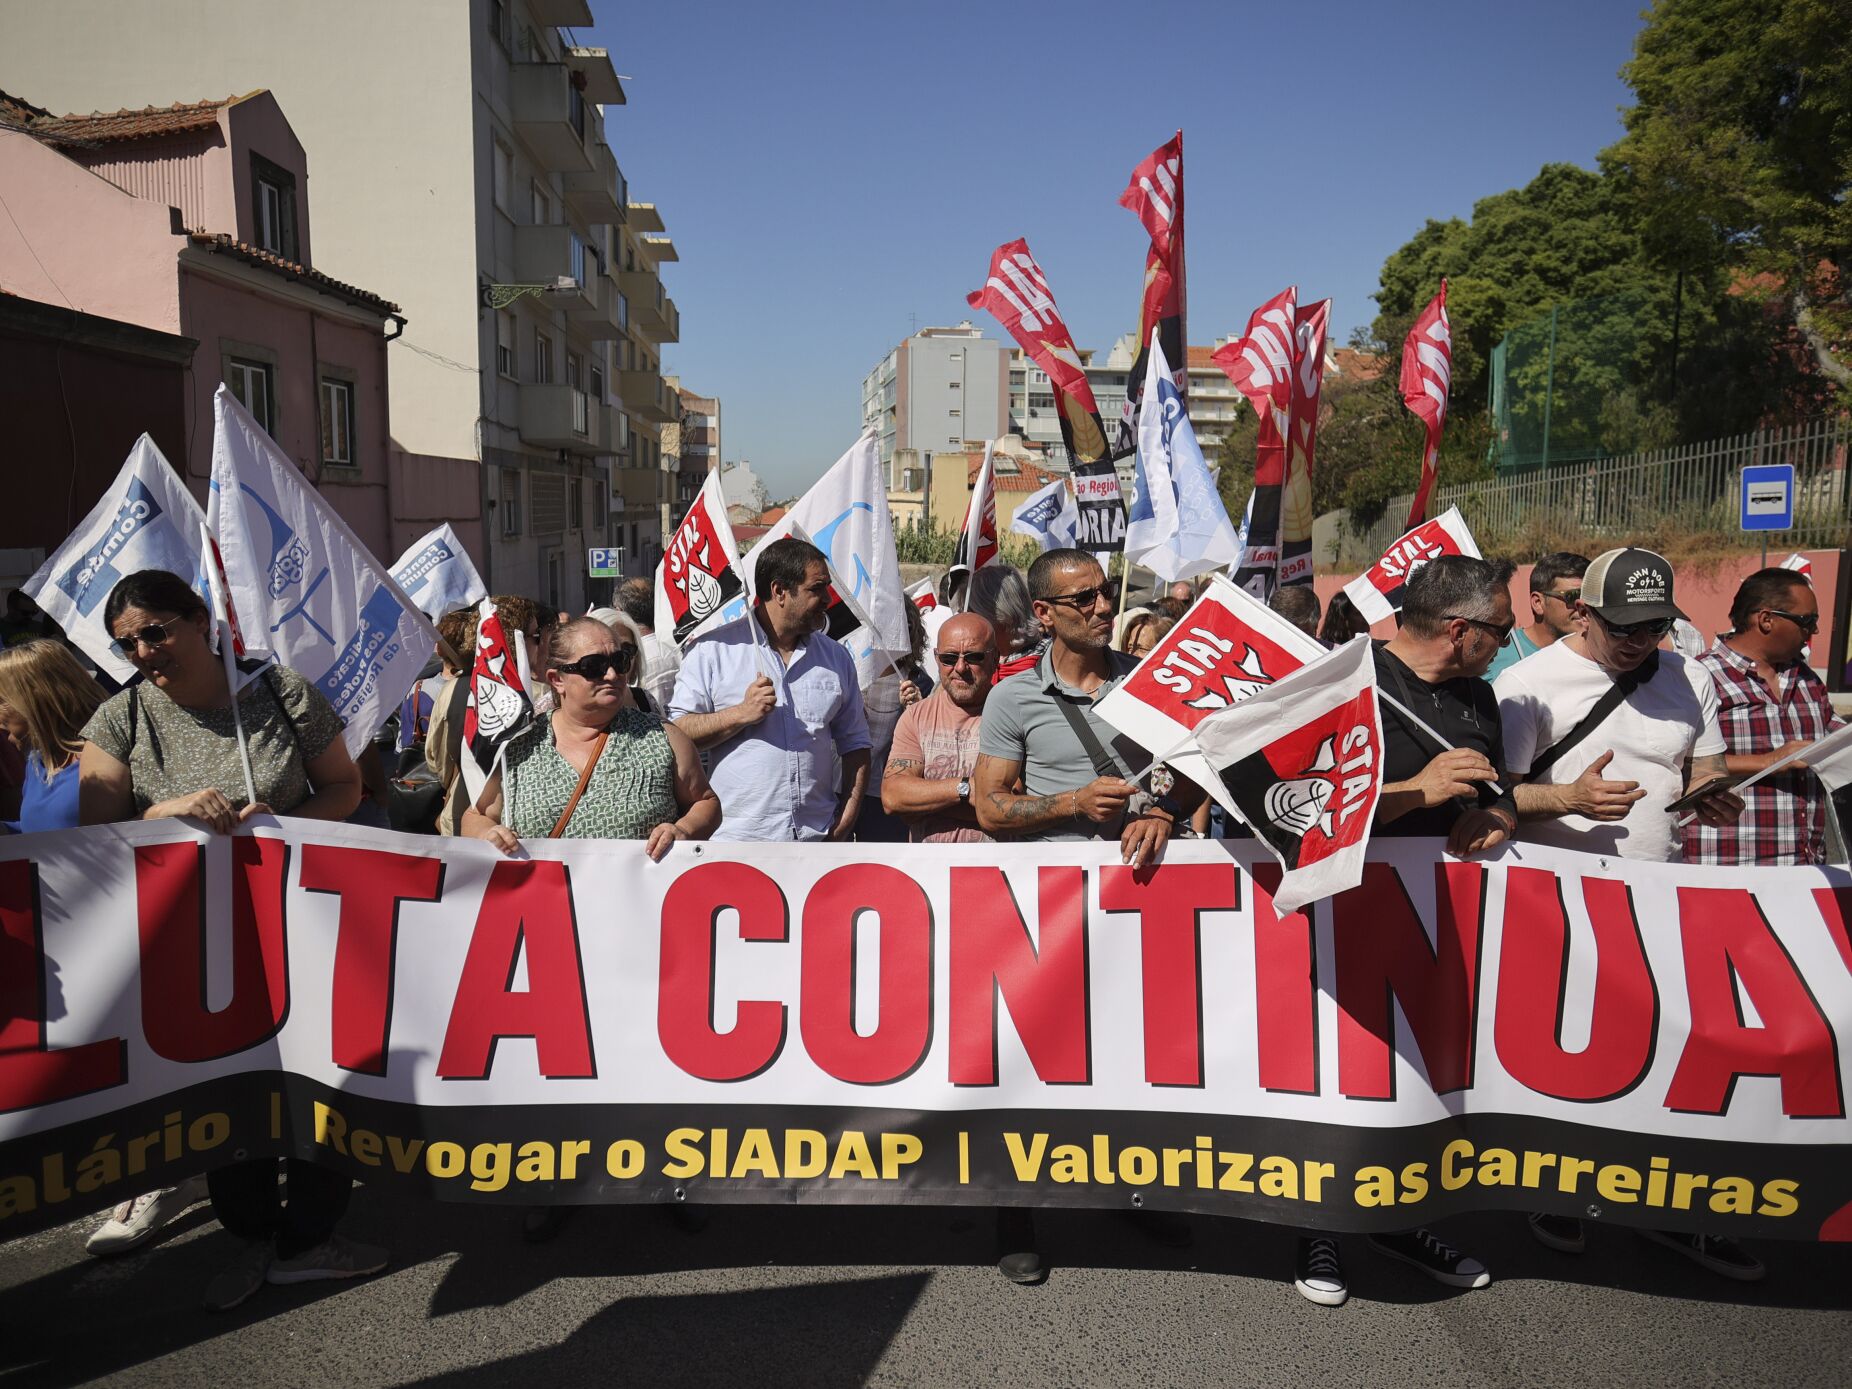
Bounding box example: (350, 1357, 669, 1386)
(1765, 609, 1819, 634)
(551, 648, 634, 681)
(109, 616, 185, 657)
(1446, 614, 1514, 648)
(1594, 610, 1674, 640)
(936, 649, 993, 668)
(1539, 588, 1581, 605)
(1041, 584, 1110, 611)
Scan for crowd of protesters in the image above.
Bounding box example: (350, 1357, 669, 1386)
(0, 531, 1838, 1311)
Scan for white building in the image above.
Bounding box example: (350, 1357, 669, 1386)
(860, 323, 1009, 489)
(2, 0, 679, 612)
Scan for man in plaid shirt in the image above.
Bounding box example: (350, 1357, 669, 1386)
(1685, 567, 1842, 865)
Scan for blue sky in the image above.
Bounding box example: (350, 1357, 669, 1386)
(582, 0, 1646, 499)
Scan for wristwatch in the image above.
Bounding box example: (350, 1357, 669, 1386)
(957, 777, 972, 804)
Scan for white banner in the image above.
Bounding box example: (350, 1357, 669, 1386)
(208, 387, 437, 753)
(390, 524, 487, 623)
(1008, 475, 1081, 553)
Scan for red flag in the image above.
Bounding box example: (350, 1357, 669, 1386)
(1341, 505, 1481, 627)
(1401, 281, 1451, 527)
(1280, 299, 1331, 587)
(1215, 287, 1298, 597)
(461, 597, 533, 781)
(1117, 132, 1186, 452)
(951, 443, 1000, 583)
(656, 468, 746, 647)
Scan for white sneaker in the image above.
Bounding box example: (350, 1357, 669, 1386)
(85, 1175, 211, 1257)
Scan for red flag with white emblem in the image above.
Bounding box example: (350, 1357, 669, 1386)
(655, 468, 747, 648)
(949, 441, 1000, 594)
(1280, 298, 1331, 587)
(1116, 132, 1187, 455)
(1401, 281, 1452, 527)
(460, 596, 533, 803)
(1341, 505, 1481, 627)
(1215, 287, 1298, 597)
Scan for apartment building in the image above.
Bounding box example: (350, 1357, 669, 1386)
(661, 377, 721, 530)
(860, 323, 1009, 489)
(3, 0, 681, 612)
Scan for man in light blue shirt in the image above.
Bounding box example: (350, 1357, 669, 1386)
(670, 538, 871, 842)
(1484, 551, 1587, 682)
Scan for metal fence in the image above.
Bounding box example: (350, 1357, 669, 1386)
(1348, 416, 1851, 561)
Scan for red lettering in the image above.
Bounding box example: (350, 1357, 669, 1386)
(799, 865, 932, 1084)
(1251, 865, 1317, 1094)
(1099, 863, 1237, 1086)
(0, 859, 124, 1112)
(1334, 861, 1483, 1099)
(1812, 887, 1852, 978)
(136, 838, 290, 1063)
(658, 862, 787, 1081)
(1494, 869, 1656, 1102)
(948, 866, 1088, 1085)
(437, 860, 593, 1079)
(299, 844, 445, 1075)
(1665, 886, 1842, 1117)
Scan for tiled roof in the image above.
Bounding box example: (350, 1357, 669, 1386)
(1329, 347, 1387, 382)
(967, 451, 1067, 493)
(29, 93, 256, 145)
(185, 232, 401, 317)
(758, 506, 788, 525)
(1186, 346, 1218, 370)
(0, 91, 53, 129)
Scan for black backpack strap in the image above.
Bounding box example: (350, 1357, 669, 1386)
(1528, 650, 1658, 779)
(1054, 693, 1136, 781)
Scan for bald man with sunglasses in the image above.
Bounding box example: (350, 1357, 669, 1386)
(881, 612, 999, 843)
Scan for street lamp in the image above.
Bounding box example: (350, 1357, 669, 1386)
(479, 275, 580, 310)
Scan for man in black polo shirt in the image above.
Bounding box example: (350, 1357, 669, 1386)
(1293, 555, 1515, 1308)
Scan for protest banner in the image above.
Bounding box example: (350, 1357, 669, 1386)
(1401, 281, 1452, 527)
(1341, 506, 1482, 627)
(3, 823, 1849, 1245)
(1009, 476, 1081, 553)
(390, 524, 487, 624)
(1071, 460, 1127, 554)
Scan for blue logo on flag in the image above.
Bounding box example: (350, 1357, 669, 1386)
(393, 540, 454, 596)
(313, 585, 406, 719)
(56, 478, 165, 616)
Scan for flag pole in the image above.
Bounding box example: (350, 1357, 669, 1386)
(219, 620, 258, 808)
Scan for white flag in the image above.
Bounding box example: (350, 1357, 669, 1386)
(1341, 506, 1481, 627)
(951, 441, 1001, 591)
(655, 467, 747, 648)
(1008, 475, 1080, 552)
(390, 524, 487, 622)
(208, 385, 437, 754)
(1781, 553, 1813, 579)
(1125, 334, 1241, 581)
(24, 436, 206, 682)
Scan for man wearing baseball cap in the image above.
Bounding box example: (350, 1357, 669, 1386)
(1494, 547, 1756, 1279)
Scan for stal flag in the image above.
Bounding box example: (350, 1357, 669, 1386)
(1008, 475, 1081, 553)
(208, 387, 436, 754)
(1125, 334, 1241, 582)
(905, 576, 939, 611)
(1782, 553, 1813, 579)
(459, 596, 533, 804)
(966, 239, 1114, 469)
(24, 435, 207, 683)
(656, 467, 746, 647)
(1190, 637, 1384, 915)
(1096, 574, 1324, 795)
(1214, 287, 1297, 599)
(390, 524, 487, 623)
(950, 442, 1001, 593)
(1116, 132, 1186, 457)
(1341, 505, 1481, 627)
(1401, 281, 1452, 527)
(1280, 299, 1331, 588)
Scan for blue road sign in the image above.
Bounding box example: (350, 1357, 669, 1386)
(587, 547, 624, 578)
(1740, 464, 1795, 531)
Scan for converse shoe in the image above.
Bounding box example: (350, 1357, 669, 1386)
(1368, 1228, 1491, 1289)
(1528, 1211, 1587, 1253)
(1637, 1229, 1765, 1282)
(1294, 1235, 1348, 1307)
(201, 1239, 274, 1312)
(265, 1234, 389, 1286)
(86, 1175, 211, 1256)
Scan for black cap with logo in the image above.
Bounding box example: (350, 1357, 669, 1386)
(1579, 547, 1688, 624)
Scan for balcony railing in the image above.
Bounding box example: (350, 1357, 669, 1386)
(519, 384, 599, 451)
(512, 224, 598, 318)
(619, 369, 676, 424)
(561, 141, 625, 226)
(510, 63, 592, 171)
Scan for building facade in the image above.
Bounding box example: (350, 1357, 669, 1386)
(661, 377, 720, 532)
(860, 323, 1009, 490)
(2, 0, 682, 613)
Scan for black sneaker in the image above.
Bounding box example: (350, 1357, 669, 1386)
(1368, 1228, 1491, 1289)
(1638, 1229, 1765, 1282)
(1527, 1211, 1586, 1253)
(997, 1249, 1047, 1285)
(1294, 1236, 1347, 1307)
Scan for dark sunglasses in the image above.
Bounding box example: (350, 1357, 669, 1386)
(109, 617, 185, 657)
(1539, 588, 1581, 605)
(1594, 610, 1674, 640)
(1446, 614, 1514, 648)
(1041, 584, 1110, 611)
(936, 649, 993, 668)
(551, 648, 634, 681)
(1764, 609, 1819, 634)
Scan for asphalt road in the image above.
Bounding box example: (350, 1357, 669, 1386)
(3, 1189, 1850, 1387)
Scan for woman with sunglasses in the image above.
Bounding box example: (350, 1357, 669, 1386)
(0, 639, 104, 834)
(464, 615, 718, 858)
(75, 569, 377, 1309)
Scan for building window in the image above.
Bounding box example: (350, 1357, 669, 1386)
(531, 181, 552, 226)
(492, 139, 513, 214)
(534, 329, 554, 384)
(501, 467, 522, 537)
(487, 0, 510, 47)
(565, 350, 581, 391)
(319, 377, 356, 468)
(593, 474, 608, 530)
(225, 358, 275, 436)
(249, 155, 297, 260)
(496, 311, 516, 378)
(570, 476, 584, 531)
(589, 357, 605, 402)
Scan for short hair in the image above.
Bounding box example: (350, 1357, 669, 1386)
(1117, 611, 1174, 654)
(1400, 555, 1511, 638)
(1529, 551, 1590, 594)
(1269, 585, 1322, 635)
(969, 564, 1043, 654)
(754, 537, 827, 604)
(436, 607, 474, 655)
(1027, 548, 1099, 601)
(616, 576, 655, 630)
(102, 569, 207, 631)
(1152, 596, 1190, 622)
(1729, 567, 1811, 631)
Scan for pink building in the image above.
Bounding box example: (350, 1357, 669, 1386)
(0, 89, 474, 567)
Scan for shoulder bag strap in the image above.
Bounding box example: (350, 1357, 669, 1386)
(1528, 650, 1658, 779)
(549, 730, 609, 838)
(1054, 692, 1130, 780)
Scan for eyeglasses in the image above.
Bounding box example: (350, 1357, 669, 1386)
(1593, 610, 1674, 640)
(551, 648, 633, 681)
(1041, 584, 1110, 611)
(936, 649, 993, 668)
(1446, 614, 1514, 648)
(109, 617, 184, 657)
(1764, 609, 1819, 634)
(1539, 588, 1581, 606)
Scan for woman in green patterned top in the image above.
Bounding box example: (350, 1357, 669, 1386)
(464, 615, 718, 855)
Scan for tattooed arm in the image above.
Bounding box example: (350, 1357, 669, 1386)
(971, 753, 1136, 837)
(881, 757, 979, 825)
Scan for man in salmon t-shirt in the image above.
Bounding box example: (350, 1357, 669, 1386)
(881, 611, 997, 842)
